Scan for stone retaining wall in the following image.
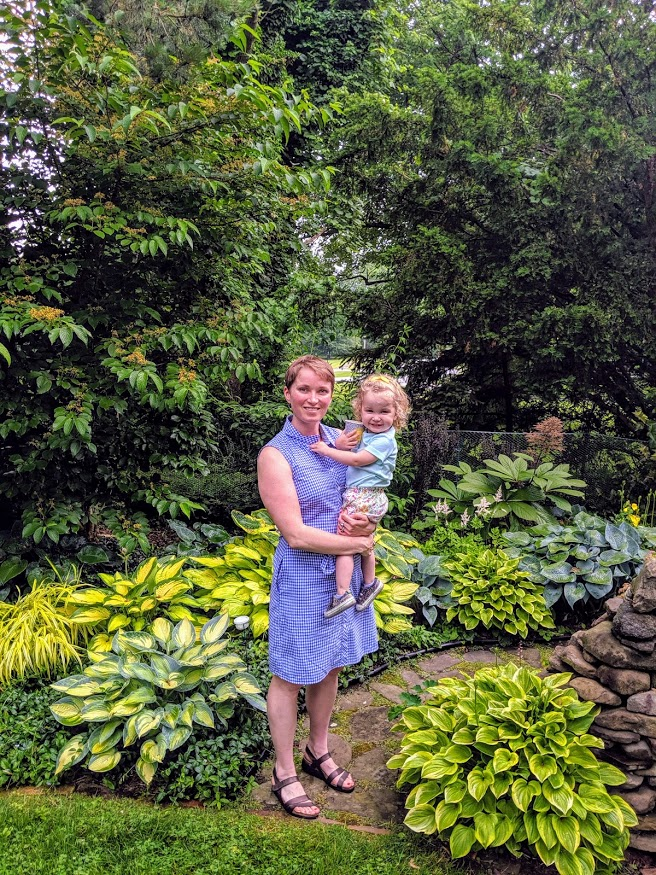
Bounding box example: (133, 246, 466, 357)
(548, 552, 656, 852)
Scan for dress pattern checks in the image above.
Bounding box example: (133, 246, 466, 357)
(264, 416, 379, 685)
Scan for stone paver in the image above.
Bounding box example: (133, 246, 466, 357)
(368, 681, 406, 704)
(349, 706, 395, 742)
(416, 651, 460, 674)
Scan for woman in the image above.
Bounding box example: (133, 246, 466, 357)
(257, 355, 379, 819)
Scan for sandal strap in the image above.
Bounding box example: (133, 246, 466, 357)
(324, 766, 350, 788)
(272, 771, 300, 791)
(282, 793, 314, 810)
(306, 747, 331, 767)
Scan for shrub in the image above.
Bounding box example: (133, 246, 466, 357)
(50, 615, 266, 785)
(443, 546, 555, 638)
(185, 511, 420, 636)
(388, 664, 637, 875)
(0, 681, 69, 787)
(67, 554, 216, 650)
(429, 453, 586, 531)
(0, 564, 91, 686)
(502, 511, 645, 611)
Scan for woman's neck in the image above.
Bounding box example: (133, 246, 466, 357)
(290, 415, 322, 436)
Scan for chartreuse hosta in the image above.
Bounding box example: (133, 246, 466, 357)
(67, 555, 215, 651)
(388, 665, 637, 875)
(184, 510, 419, 636)
(50, 615, 265, 785)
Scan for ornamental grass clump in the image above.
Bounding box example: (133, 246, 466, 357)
(443, 546, 554, 637)
(50, 615, 265, 785)
(388, 665, 637, 875)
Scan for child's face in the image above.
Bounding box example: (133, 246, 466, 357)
(361, 390, 395, 434)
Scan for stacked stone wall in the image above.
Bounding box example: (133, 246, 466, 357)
(548, 552, 656, 852)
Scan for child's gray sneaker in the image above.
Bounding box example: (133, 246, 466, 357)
(324, 591, 356, 618)
(355, 578, 384, 611)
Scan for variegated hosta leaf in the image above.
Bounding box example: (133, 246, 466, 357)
(211, 681, 237, 703)
(136, 757, 157, 785)
(171, 618, 196, 650)
(51, 675, 104, 697)
(54, 734, 89, 774)
(190, 697, 214, 728)
(88, 750, 122, 772)
(120, 661, 156, 683)
(150, 617, 174, 646)
(161, 724, 192, 752)
(204, 654, 246, 681)
(50, 697, 85, 726)
(140, 734, 167, 763)
(200, 613, 231, 644)
(70, 607, 111, 625)
(134, 556, 158, 585)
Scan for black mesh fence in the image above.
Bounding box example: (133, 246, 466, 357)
(409, 419, 654, 519)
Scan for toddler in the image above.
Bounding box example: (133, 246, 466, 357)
(311, 374, 410, 618)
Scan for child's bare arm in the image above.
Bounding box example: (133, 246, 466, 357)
(310, 441, 377, 467)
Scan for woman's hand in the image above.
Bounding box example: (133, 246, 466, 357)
(338, 510, 376, 536)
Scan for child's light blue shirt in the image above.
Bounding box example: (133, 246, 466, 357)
(346, 427, 397, 489)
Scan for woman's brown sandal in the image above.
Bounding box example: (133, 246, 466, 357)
(301, 746, 355, 793)
(271, 767, 320, 819)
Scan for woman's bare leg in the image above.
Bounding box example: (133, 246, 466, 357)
(305, 668, 354, 789)
(267, 674, 320, 815)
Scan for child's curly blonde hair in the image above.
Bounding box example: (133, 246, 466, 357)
(352, 374, 411, 430)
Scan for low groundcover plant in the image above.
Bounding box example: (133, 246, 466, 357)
(388, 664, 637, 875)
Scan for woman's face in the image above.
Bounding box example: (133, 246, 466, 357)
(284, 367, 333, 432)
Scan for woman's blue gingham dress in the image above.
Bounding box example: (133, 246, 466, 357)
(264, 416, 379, 685)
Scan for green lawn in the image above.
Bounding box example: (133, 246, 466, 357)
(0, 792, 454, 875)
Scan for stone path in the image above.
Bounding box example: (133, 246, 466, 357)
(248, 643, 546, 828)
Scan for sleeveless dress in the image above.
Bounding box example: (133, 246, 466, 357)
(264, 416, 379, 685)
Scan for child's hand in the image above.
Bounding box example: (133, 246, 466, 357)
(310, 440, 330, 455)
(335, 430, 359, 451)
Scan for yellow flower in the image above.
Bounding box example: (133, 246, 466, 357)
(629, 514, 641, 526)
(29, 306, 64, 322)
(631, 503, 638, 510)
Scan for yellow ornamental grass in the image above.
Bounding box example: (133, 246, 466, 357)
(67, 555, 211, 651)
(0, 574, 92, 687)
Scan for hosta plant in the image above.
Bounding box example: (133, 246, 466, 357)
(430, 453, 586, 531)
(444, 546, 555, 638)
(388, 664, 637, 875)
(67, 555, 213, 651)
(0, 565, 91, 686)
(185, 511, 420, 636)
(50, 615, 265, 785)
(502, 511, 646, 610)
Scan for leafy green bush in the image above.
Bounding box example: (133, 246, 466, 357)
(388, 664, 637, 875)
(186, 511, 420, 636)
(502, 511, 646, 610)
(444, 546, 554, 637)
(429, 454, 586, 531)
(0, 681, 70, 788)
(51, 615, 266, 785)
(0, 565, 92, 686)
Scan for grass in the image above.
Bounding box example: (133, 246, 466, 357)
(0, 791, 456, 875)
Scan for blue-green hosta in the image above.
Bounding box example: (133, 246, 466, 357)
(502, 511, 646, 609)
(388, 664, 637, 875)
(50, 615, 265, 785)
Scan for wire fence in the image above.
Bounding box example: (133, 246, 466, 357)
(409, 421, 654, 518)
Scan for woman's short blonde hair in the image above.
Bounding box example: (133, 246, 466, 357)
(352, 374, 411, 430)
(284, 355, 335, 390)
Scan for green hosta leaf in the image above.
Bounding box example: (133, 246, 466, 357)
(604, 523, 627, 552)
(582, 566, 613, 587)
(598, 549, 631, 566)
(543, 583, 563, 607)
(50, 697, 84, 726)
(87, 750, 121, 772)
(449, 824, 476, 858)
(492, 749, 518, 773)
(444, 781, 468, 804)
(136, 757, 157, 785)
(540, 563, 576, 583)
(467, 768, 491, 801)
(435, 801, 461, 832)
(76, 545, 110, 564)
(552, 815, 580, 853)
(584, 582, 614, 600)
(578, 812, 603, 845)
(404, 804, 437, 834)
(473, 811, 498, 848)
(54, 734, 88, 774)
(536, 812, 558, 849)
(512, 777, 538, 812)
(563, 582, 587, 608)
(443, 744, 472, 764)
(529, 753, 558, 781)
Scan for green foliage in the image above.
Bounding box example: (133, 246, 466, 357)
(502, 511, 646, 611)
(51, 615, 266, 785)
(0, 0, 332, 542)
(430, 454, 586, 532)
(444, 547, 555, 638)
(185, 511, 420, 637)
(388, 664, 637, 874)
(67, 554, 217, 649)
(0, 565, 91, 687)
(0, 681, 70, 788)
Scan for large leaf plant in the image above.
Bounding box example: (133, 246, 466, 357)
(51, 615, 265, 785)
(388, 664, 637, 875)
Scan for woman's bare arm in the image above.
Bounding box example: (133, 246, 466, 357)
(257, 446, 373, 555)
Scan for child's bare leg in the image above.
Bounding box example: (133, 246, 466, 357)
(335, 554, 354, 596)
(360, 549, 376, 586)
